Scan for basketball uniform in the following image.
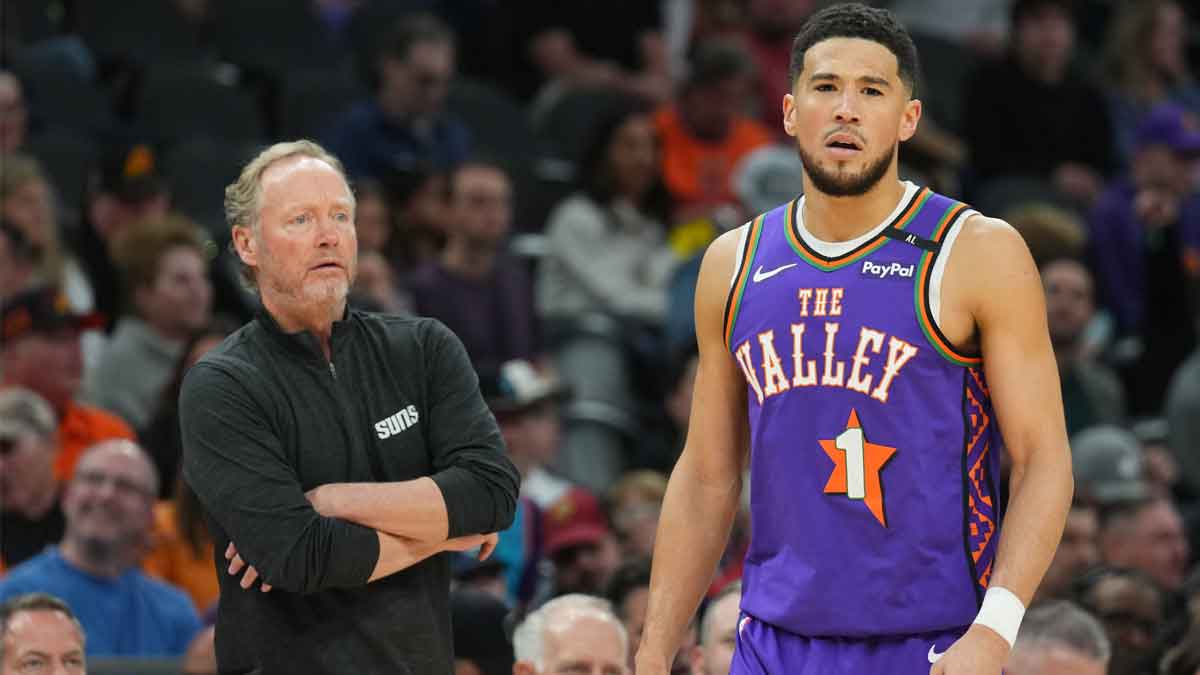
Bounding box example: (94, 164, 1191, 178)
(723, 182, 1004, 673)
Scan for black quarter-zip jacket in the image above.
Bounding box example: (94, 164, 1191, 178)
(180, 308, 519, 674)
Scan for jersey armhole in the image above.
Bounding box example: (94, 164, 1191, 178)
(723, 216, 766, 349)
(916, 206, 982, 367)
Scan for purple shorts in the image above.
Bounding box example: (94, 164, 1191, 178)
(731, 614, 969, 674)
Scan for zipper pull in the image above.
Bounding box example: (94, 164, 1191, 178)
(329, 361, 337, 379)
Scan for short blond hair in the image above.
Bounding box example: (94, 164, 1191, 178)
(223, 140, 352, 287)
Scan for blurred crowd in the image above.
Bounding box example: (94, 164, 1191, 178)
(1, 0, 1200, 673)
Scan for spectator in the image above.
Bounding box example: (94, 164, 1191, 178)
(450, 552, 510, 607)
(80, 216, 213, 431)
(484, 358, 573, 510)
(543, 489, 621, 598)
(539, 101, 679, 490)
(352, 178, 395, 257)
(385, 167, 449, 273)
(0, 593, 85, 674)
(140, 318, 239, 496)
(605, 557, 697, 670)
(1071, 425, 1148, 506)
(889, 0, 1010, 58)
(1004, 203, 1087, 268)
(141, 476, 219, 615)
(1041, 258, 1125, 434)
(1166, 348, 1200, 495)
(1075, 567, 1166, 675)
(504, 1, 671, 104)
(0, 389, 63, 572)
(1160, 622, 1200, 675)
(1098, 497, 1189, 592)
(352, 250, 411, 315)
(180, 626, 216, 675)
(0, 72, 27, 153)
(409, 160, 537, 375)
(0, 285, 135, 481)
(655, 40, 772, 223)
(513, 594, 628, 675)
(451, 590, 513, 675)
(963, 0, 1114, 206)
(0, 219, 36, 303)
(0, 440, 201, 657)
(1089, 103, 1200, 414)
(1036, 498, 1101, 603)
(690, 581, 741, 675)
(738, 0, 816, 134)
(608, 470, 667, 560)
(0, 154, 92, 316)
(1132, 418, 1182, 501)
(1100, 0, 1200, 166)
(74, 143, 171, 331)
(1006, 601, 1110, 675)
(327, 13, 469, 179)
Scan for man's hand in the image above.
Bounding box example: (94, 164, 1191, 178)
(442, 532, 499, 561)
(225, 542, 272, 592)
(929, 624, 1010, 675)
(305, 484, 337, 517)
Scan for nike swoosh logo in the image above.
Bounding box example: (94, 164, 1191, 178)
(752, 263, 797, 283)
(928, 645, 945, 664)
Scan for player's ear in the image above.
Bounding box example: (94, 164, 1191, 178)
(898, 97, 921, 143)
(783, 93, 798, 138)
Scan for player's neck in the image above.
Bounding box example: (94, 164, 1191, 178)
(801, 178, 907, 243)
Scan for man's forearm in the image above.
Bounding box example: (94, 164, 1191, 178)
(638, 456, 741, 668)
(367, 531, 445, 582)
(315, 477, 450, 543)
(988, 447, 1074, 603)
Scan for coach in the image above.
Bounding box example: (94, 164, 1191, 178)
(180, 140, 519, 674)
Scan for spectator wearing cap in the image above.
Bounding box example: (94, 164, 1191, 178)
(542, 489, 621, 599)
(963, 0, 1115, 206)
(0, 389, 64, 573)
(450, 589, 514, 675)
(325, 13, 470, 180)
(0, 72, 27, 153)
(0, 154, 93, 318)
(0, 285, 135, 481)
(1041, 258, 1126, 435)
(1098, 497, 1189, 592)
(485, 358, 574, 509)
(0, 439, 202, 657)
(1089, 103, 1200, 414)
(1071, 425, 1149, 506)
(80, 216, 213, 431)
(75, 143, 171, 332)
(1036, 497, 1100, 602)
(408, 160, 537, 375)
(654, 40, 772, 224)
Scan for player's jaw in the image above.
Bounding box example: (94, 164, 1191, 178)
(796, 135, 895, 198)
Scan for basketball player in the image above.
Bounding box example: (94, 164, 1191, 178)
(635, 5, 1073, 675)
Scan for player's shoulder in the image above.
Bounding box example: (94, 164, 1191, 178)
(953, 212, 1031, 263)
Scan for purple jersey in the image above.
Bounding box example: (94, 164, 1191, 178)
(725, 183, 1003, 637)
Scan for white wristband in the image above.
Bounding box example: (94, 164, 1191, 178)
(972, 586, 1026, 648)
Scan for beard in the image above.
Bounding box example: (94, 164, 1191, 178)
(796, 141, 895, 197)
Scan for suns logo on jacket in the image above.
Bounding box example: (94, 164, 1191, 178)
(375, 405, 419, 440)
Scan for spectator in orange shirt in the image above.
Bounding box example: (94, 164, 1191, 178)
(0, 285, 135, 481)
(655, 40, 772, 227)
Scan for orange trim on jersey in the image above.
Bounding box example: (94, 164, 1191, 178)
(914, 202, 981, 366)
(785, 187, 932, 271)
(724, 215, 767, 348)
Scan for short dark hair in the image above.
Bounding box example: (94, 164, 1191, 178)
(604, 557, 652, 619)
(685, 40, 754, 92)
(0, 593, 85, 662)
(379, 12, 454, 62)
(788, 3, 919, 94)
(1011, 0, 1074, 26)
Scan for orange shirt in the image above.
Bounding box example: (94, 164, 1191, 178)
(55, 401, 136, 481)
(654, 106, 772, 211)
(142, 500, 219, 614)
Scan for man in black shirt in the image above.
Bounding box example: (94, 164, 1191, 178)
(180, 140, 519, 674)
(0, 388, 64, 570)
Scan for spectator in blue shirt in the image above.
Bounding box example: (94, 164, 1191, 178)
(326, 13, 470, 180)
(0, 439, 201, 657)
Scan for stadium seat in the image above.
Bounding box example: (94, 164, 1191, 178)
(78, 0, 208, 68)
(445, 79, 538, 164)
(211, 0, 344, 77)
(12, 51, 116, 136)
(164, 139, 262, 236)
(909, 32, 975, 135)
(134, 65, 265, 144)
(24, 129, 99, 222)
(277, 68, 364, 141)
(532, 86, 631, 164)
